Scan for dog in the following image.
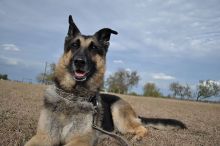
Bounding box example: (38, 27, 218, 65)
(25, 15, 186, 146)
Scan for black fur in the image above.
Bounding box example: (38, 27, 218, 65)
(100, 94, 120, 131)
(68, 15, 80, 37)
(139, 116, 187, 129)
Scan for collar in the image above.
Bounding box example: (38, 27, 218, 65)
(55, 85, 99, 106)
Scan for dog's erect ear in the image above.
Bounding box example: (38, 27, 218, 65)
(95, 28, 118, 42)
(94, 28, 118, 51)
(67, 15, 80, 37)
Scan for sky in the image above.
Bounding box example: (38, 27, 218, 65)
(0, 0, 220, 97)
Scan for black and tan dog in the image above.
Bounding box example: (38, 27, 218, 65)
(25, 15, 186, 146)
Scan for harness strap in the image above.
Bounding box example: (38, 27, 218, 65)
(92, 125, 130, 146)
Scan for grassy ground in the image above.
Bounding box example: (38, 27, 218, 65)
(0, 80, 220, 146)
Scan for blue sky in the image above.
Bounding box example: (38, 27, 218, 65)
(0, 0, 220, 96)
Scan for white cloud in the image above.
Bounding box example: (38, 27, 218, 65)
(152, 73, 175, 80)
(0, 55, 19, 66)
(113, 60, 124, 64)
(125, 68, 132, 72)
(1, 44, 20, 51)
(0, 55, 42, 67)
(6, 59, 18, 65)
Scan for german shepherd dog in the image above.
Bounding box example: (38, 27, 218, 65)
(25, 15, 186, 146)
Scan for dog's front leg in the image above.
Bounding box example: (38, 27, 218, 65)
(64, 133, 92, 146)
(24, 131, 53, 146)
(25, 108, 61, 146)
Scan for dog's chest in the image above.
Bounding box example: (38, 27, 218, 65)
(60, 113, 93, 142)
(44, 86, 97, 143)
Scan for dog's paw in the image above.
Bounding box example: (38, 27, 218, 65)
(131, 126, 148, 142)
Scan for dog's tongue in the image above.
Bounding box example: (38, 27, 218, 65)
(75, 70, 86, 78)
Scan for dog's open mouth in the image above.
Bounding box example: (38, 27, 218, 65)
(73, 70, 88, 81)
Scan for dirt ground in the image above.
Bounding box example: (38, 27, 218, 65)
(0, 80, 220, 146)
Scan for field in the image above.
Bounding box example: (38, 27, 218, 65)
(0, 80, 220, 146)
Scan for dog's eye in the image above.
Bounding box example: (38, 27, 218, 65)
(71, 42, 79, 49)
(92, 45, 98, 50)
(72, 43, 78, 48)
(90, 43, 99, 50)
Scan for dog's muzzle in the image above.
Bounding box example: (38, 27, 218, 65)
(72, 57, 89, 81)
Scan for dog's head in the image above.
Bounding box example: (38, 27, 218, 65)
(54, 15, 118, 92)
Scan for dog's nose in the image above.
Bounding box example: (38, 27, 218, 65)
(74, 57, 86, 68)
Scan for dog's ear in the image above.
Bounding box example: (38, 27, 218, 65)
(94, 28, 118, 49)
(95, 28, 118, 42)
(67, 15, 80, 37)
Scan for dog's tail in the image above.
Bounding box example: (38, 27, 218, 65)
(139, 116, 187, 130)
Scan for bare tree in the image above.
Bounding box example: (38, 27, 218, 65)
(36, 63, 56, 84)
(169, 82, 192, 99)
(36, 73, 45, 83)
(169, 82, 182, 98)
(183, 84, 192, 99)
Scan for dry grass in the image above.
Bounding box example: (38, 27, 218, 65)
(0, 80, 45, 146)
(0, 80, 220, 146)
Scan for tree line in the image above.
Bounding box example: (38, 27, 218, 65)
(169, 81, 220, 101)
(36, 64, 220, 101)
(0, 73, 8, 80)
(104, 69, 220, 101)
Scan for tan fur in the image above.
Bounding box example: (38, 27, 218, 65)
(54, 50, 76, 91)
(78, 36, 93, 49)
(111, 100, 148, 140)
(65, 134, 92, 146)
(25, 131, 52, 146)
(87, 54, 106, 92)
